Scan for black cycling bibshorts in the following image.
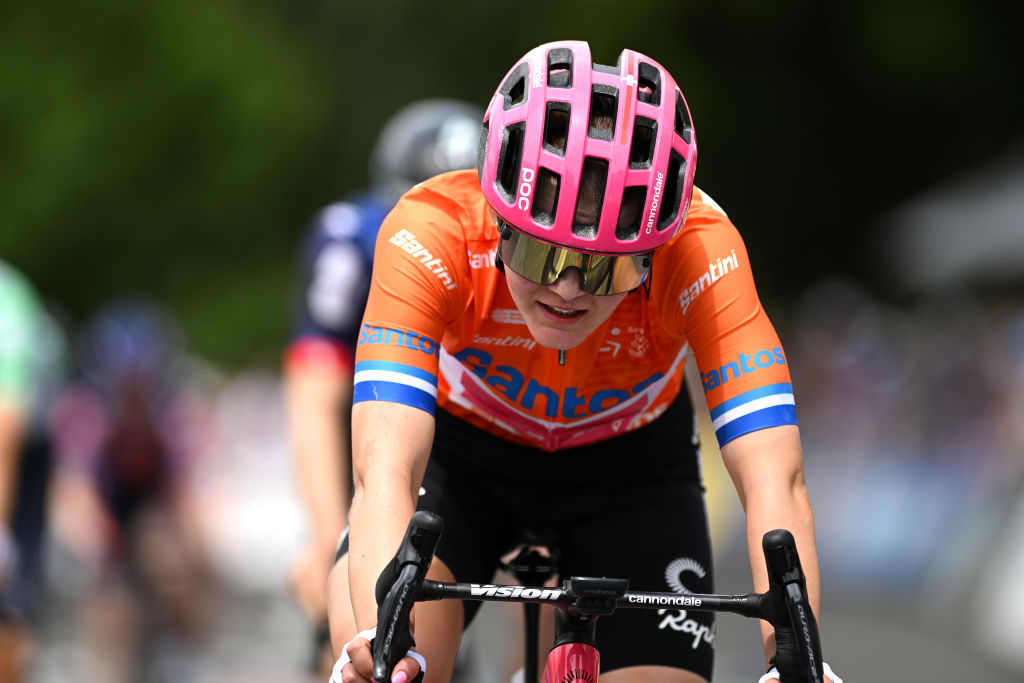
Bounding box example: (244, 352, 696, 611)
(340, 389, 716, 678)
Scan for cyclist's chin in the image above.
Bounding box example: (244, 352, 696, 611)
(531, 329, 584, 350)
(523, 311, 602, 350)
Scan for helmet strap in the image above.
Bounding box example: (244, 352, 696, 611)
(494, 222, 513, 274)
(627, 256, 653, 300)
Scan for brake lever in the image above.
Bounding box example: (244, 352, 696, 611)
(371, 511, 444, 683)
(761, 529, 824, 683)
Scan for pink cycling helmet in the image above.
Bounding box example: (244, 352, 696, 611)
(478, 40, 697, 255)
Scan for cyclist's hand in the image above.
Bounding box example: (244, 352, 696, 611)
(330, 628, 374, 682)
(330, 626, 425, 683)
(757, 661, 843, 683)
(290, 541, 330, 620)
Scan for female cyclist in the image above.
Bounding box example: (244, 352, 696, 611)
(328, 40, 841, 683)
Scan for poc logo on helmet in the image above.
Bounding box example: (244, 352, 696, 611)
(517, 167, 535, 210)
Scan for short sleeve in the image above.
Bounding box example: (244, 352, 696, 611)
(352, 189, 471, 415)
(659, 189, 797, 447)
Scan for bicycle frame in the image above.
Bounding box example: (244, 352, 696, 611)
(542, 641, 598, 683)
(372, 512, 825, 683)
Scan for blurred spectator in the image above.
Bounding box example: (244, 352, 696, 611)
(783, 279, 1024, 603)
(46, 295, 216, 682)
(185, 364, 318, 680)
(283, 98, 482, 675)
(191, 366, 302, 594)
(0, 259, 66, 682)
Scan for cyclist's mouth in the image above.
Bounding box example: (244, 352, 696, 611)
(539, 302, 586, 321)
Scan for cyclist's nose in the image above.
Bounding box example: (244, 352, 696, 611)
(548, 267, 588, 298)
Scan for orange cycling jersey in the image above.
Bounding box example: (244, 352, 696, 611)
(353, 170, 796, 451)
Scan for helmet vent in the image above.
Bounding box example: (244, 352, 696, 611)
(656, 149, 687, 231)
(674, 89, 693, 144)
(500, 63, 530, 110)
(544, 102, 571, 157)
(496, 122, 525, 204)
(588, 85, 618, 141)
(547, 48, 574, 88)
(532, 168, 561, 226)
(616, 186, 647, 241)
(629, 116, 657, 169)
(476, 119, 489, 181)
(573, 157, 607, 239)
(637, 62, 661, 106)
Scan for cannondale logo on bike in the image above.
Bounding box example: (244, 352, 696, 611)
(628, 594, 702, 607)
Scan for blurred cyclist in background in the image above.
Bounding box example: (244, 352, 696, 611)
(284, 98, 483, 674)
(0, 260, 65, 682)
(47, 295, 213, 682)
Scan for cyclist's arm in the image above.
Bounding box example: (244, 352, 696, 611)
(328, 181, 469, 678)
(284, 347, 353, 617)
(347, 399, 435, 627)
(0, 401, 27, 528)
(286, 207, 375, 619)
(0, 265, 40, 559)
(720, 424, 823, 671)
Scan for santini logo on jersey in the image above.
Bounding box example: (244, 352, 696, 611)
(468, 247, 498, 270)
(389, 229, 456, 290)
(679, 249, 740, 314)
(358, 324, 441, 358)
(700, 347, 785, 393)
(472, 334, 537, 350)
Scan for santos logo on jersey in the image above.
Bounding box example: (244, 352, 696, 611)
(452, 346, 663, 419)
(699, 347, 785, 393)
(358, 324, 441, 358)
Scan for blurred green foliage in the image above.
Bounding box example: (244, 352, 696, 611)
(1, 0, 1021, 366)
(1, 1, 334, 363)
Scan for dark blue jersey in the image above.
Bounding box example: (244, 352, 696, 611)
(290, 193, 393, 361)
